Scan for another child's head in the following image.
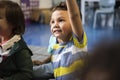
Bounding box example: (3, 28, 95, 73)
(0, 0, 25, 36)
(79, 40, 120, 80)
(50, 2, 72, 42)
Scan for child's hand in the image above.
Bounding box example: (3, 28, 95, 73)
(32, 60, 44, 65)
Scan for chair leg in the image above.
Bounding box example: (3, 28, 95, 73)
(112, 12, 115, 29)
(107, 12, 114, 29)
(93, 12, 97, 28)
(101, 14, 106, 27)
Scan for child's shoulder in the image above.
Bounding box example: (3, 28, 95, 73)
(49, 35, 56, 43)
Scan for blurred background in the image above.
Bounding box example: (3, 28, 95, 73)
(10, 0, 120, 51)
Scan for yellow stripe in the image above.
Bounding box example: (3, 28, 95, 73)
(54, 59, 83, 77)
(53, 44, 65, 49)
(74, 32, 87, 48)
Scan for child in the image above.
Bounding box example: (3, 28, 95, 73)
(0, 1, 33, 80)
(33, 0, 87, 80)
(79, 39, 120, 80)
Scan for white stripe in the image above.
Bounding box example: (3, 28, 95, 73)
(52, 45, 87, 62)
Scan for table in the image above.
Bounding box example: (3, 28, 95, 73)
(81, 0, 100, 25)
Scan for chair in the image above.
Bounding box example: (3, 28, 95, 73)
(93, 0, 115, 28)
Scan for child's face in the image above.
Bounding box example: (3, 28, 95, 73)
(50, 10, 72, 42)
(0, 10, 13, 37)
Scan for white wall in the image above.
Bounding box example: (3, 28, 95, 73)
(53, 0, 65, 5)
(39, 0, 53, 9)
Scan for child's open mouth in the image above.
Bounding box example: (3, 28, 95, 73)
(53, 29, 62, 33)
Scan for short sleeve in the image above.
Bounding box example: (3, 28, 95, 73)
(47, 35, 56, 54)
(73, 32, 87, 49)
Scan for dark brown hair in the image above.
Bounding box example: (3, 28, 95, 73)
(52, 2, 67, 12)
(0, 0, 25, 35)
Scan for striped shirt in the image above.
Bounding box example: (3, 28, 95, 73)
(48, 33, 87, 80)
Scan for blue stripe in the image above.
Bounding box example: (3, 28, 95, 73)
(53, 51, 85, 69)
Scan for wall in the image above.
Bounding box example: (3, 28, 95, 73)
(39, 0, 53, 9)
(53, 0, 65, 5)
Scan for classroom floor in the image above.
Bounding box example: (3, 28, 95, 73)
(23, 22, 120, 51)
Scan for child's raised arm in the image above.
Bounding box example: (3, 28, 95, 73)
(66, 0, 83, 40)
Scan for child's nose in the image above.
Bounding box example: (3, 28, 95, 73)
(54, 22, 59, 28)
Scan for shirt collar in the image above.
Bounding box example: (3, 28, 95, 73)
(1, 35, 21, 52)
